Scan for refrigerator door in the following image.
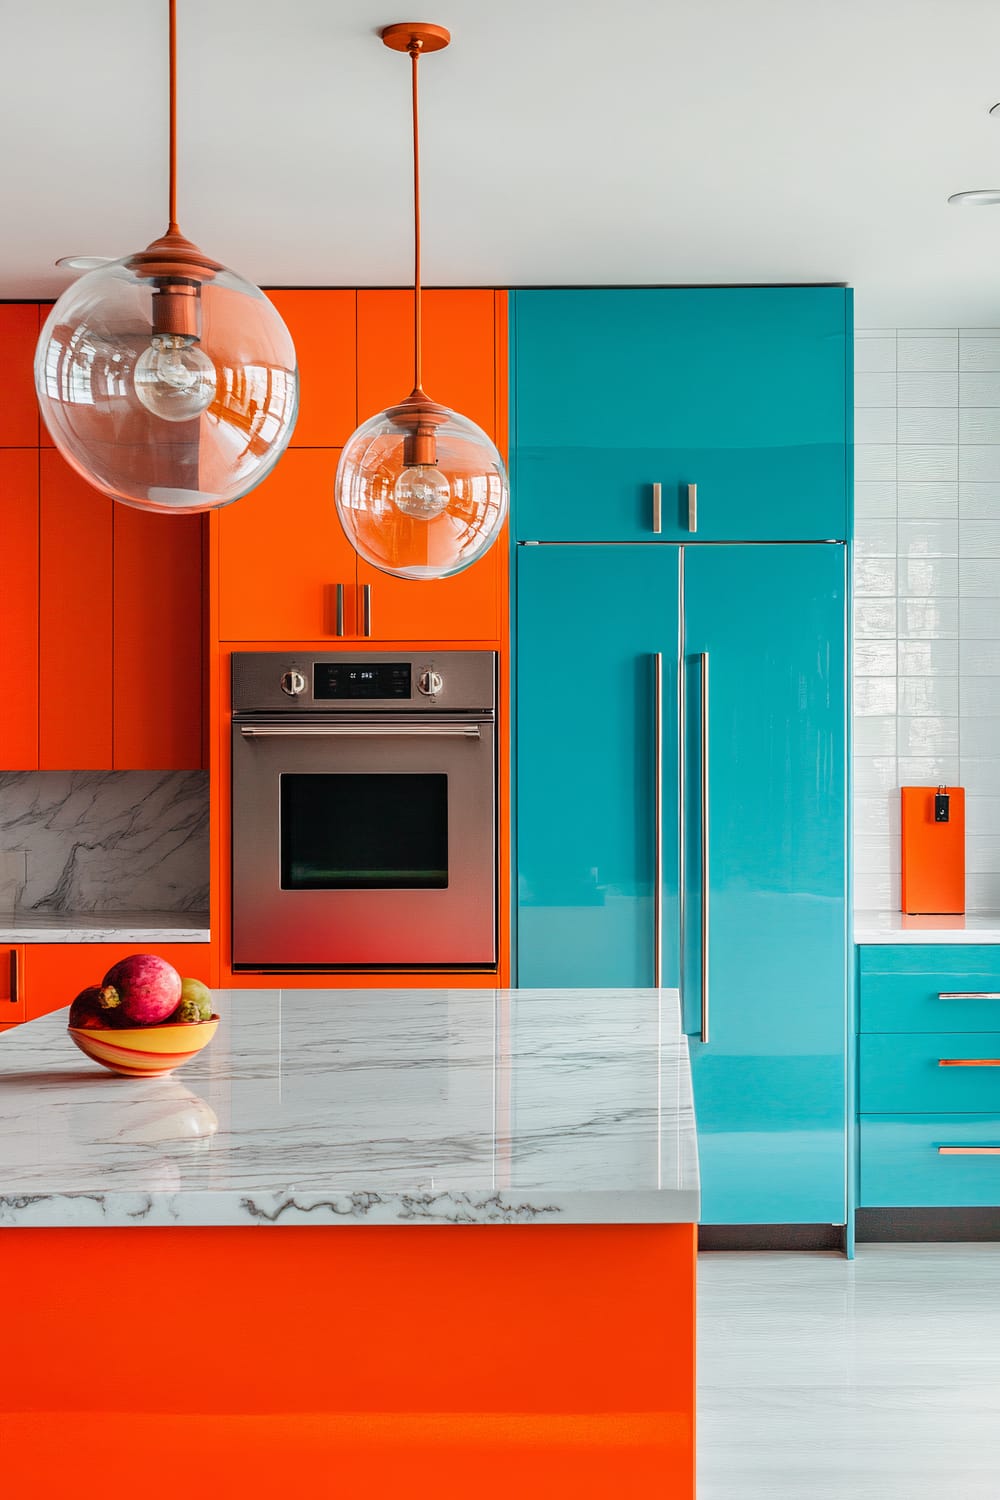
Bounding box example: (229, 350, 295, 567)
(682, 543, 848, 1224)
(516, 544, 680, 988)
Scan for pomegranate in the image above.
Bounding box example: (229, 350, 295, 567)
(99, 953, 182, 1027)
(171, 976, 214, 1024)
(68, 985, 113, 1030)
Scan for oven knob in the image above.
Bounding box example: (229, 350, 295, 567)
(280, 669, 307, 697)
(418, 669, 443, 697)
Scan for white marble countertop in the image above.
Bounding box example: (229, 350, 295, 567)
(854, 911, 1000, 945)
(0, 911, 210, 943)
(0, 987, 698, 1230)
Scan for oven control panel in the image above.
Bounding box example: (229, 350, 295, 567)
(314, 662, 411, 700)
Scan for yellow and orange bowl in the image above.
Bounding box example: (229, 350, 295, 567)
(67, 1016, 220, 1078)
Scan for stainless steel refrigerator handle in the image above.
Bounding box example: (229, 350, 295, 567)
(363, 584, 372, 637)
(336, 583, 345, 637)
(653, 652, 663, 988)
(652, 483, 662, 535)
(699, 651, 710, 1043)
(239, 724, 482, 739)
(687, 483, 698, 533)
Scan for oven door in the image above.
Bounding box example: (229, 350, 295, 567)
(232, 715, 496, 968)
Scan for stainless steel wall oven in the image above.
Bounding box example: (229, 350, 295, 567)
(231, 651, 497, 969)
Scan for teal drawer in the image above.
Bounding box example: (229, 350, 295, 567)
(860, 1032, 1000, 1113)
(860, 1115, 1000, 1206)
(859, 945, 1000, 1032)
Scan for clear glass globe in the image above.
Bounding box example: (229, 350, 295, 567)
(35, 256, 298, 513)
(335, 405, 509, 581)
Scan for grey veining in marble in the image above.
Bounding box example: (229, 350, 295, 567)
(0, 771, 209, 913)
(0, 911, 210, 942)
(0, 987, 698, 1228)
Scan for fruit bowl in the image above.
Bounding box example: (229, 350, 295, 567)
(67, 1016, 220, 1078)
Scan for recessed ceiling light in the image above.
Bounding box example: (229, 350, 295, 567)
(948, 189, 1000, 206)
(54, 255, 115, 270)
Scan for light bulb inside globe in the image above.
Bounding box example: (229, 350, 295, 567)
(393, 464, 451, 519)
(134, 333, 217, 422)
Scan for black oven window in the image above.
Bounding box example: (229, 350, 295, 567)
(280, 774, 448, 890)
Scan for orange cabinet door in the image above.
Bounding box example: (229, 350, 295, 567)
(0, 304, 39, 446)
(24, 942, 213, 1022)
(113, 506, 205, 769)
(357, 546, 501, 642)
(355, 289, 502, 640)
(0, 449, 39, 767)
(0, 946, 26, 1029)
(39, 451, 113, 768)
(218, 448, 359, 640)
(268, 290, 357, 448)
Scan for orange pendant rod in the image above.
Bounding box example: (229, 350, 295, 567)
(168, 0, 178, 233)
(410, 40, 422, 394)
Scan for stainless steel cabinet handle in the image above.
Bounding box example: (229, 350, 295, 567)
(699, 651, 710, 1043)
(653, 652, 663, 988)
(687, 483, 697, 533)
(8, 948, 17, 1005)
(938, 1058, 1000, 1067)
(939, 992, 1000, 1000)
(938, 1146, 1000, 1155)
(652, 483, 662, 535)
(363, 583, 372, 637)
(239, 724, 482, 739)
(336, 583, 345, 637)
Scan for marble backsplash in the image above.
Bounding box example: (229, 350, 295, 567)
(0, 771, 209, 913)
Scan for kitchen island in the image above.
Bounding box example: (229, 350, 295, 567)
(0, 988, 698, 1498)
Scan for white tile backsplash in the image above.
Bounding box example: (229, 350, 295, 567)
(854, 327, 1000, 912)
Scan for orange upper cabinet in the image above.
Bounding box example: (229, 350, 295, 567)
(0, 304, 39, 446)
(0, 450, 39, 768)
(268, 290, 357, 448)
(113, 506, 205, 769)
(218, 448, 358, 640)
(39, 451, 114, 769)
(355, 290, 502, 641)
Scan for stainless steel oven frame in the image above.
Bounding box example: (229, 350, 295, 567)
(230, 651, 498, 971)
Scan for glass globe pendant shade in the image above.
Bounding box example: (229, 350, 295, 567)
(334, 399, 509, 581)
(35, 248, 298, 514)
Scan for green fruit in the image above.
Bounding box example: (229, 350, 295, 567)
(173, 977, 213, 1024)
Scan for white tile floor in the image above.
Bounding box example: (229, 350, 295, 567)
(697, 1246, 1000, 1499)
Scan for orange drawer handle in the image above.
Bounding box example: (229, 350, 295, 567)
(938, 1146, 1000, 1155)
(938, 1058, 1000, 1067)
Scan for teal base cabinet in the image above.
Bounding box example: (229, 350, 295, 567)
(858, 945, 1000, 1209)
(516, 544, 848, 1225)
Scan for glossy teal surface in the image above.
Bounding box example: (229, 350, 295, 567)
(683, 545, 847, 1223)
(516, 545, 680, 987)
(511, 287, 850, 543)
(861, 1032, 1000, 1113)
(860, 1115, 1000, 1206)
(514, 543, 848, 1223)
(860, 946, 1000, 1034)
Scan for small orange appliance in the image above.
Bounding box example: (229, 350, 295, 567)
(901, 785, 965, 914)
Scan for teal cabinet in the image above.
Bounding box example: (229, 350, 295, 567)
(511, 287, 850, 544)
(515, 544, 848, 1224)
(861, 1116, 1000, 1208)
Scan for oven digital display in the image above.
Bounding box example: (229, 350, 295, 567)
(314, 663, 411, 699)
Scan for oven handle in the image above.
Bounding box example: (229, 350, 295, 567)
(239, 723, 483, 739)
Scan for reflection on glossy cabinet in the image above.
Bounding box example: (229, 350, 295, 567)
(0, 450, 39, 768)
(39, 451, 113, 768)
(0, 303, 39, 447)
(0, 946, 26, 1029)
(23, 942, 213, 1022)
(357, 550, 501, 642)
(217, 449, 354, 640)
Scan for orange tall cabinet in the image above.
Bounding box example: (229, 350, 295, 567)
(208, 289, 510, 987)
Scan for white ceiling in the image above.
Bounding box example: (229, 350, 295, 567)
(4, 0, 1000, 325)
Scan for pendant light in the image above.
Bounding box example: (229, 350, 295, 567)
(34, 0, 298, 514)
(334, 23, 508, 581)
